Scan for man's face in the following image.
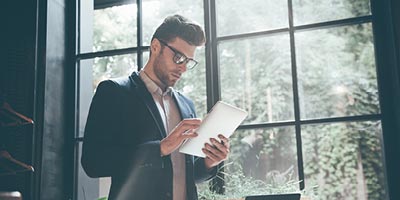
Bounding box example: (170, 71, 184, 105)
(152, 37, 197, 88)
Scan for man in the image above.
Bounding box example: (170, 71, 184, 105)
(81, 15, 230, 200)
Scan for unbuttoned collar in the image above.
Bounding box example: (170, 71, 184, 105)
(139, 70, 173, 96)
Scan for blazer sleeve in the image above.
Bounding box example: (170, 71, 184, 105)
(193, 157, 218, 183)
(81, 80, 164, 178)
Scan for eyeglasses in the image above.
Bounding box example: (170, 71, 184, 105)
(158, 39, 198, 70)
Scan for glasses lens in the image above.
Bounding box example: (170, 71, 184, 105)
(173, 53, 186, 64)
(187, 60, 197, 69)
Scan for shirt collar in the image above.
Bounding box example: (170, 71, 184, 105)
(139, 70, 173, 96)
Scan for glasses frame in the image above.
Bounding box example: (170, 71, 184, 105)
(157, 39, 199, 69)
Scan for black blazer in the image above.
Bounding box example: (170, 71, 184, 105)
(81, 72, 216, 200)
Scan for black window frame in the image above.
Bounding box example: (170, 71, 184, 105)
(69, 0, 400, 199)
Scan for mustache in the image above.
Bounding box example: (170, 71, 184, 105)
(172, 71, 182, 77)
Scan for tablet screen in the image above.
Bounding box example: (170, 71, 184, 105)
(179, 101, 248, 157)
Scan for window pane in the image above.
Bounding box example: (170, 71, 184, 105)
(296, 23, 380, 119)
(216, 0, 288, 36)
(142, 0, 204, 46)
(292, 0, 371, 25)
(79, 0, 94, 53)
(76, 142, 111, 200)
(219, 127, 298, 199)
(142, 51, 149, 69)
(78, 54, 137, 137)
(302, 121, 387, 200)
(175, 48, 207, 118)
(220, 35, 294, 124)
(80, 2, 137, 53)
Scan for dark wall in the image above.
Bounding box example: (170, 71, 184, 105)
(372, 0, 400, 199)
(1, 0, 70, 200)
(389, 0, 400, 198)
(1, 1, 37, 199)
(393, 0, 400, 90)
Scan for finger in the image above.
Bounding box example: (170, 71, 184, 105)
(204, 143, 225, 160)
(210, 138, 229, 154)
(202, 147, 219, 162)
(170, 125, 198, 137)
(218, 134, 230, 148)
(217, 134, 228, 140)
(181, 131, 198, 139)
(218, 134, 228, 143)
(181, 118, 202, 125)
(175, 119, 201, 134)
(176, 123, 201, 133)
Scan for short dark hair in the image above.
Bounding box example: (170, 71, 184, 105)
(152, 14, 206, 46)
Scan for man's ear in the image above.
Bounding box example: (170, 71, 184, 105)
(150, 38, 162, 54)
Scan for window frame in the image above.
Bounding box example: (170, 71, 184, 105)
(70, 0, 399, 199)
(204, 0, 381, 193)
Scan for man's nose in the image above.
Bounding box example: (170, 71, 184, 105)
(177, 62, 187, 72)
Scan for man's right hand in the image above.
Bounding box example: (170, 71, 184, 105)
(160, 118, 201, 156)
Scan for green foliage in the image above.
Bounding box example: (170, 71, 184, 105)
(302, 121, 385, 200)
(198, 163, 302, 200)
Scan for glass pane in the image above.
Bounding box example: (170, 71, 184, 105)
(80, 2, 137, 53)
(76, 142, 111, 200)
(142, 0, 204, 46)
(79, 0, 94, 53)
(142, 51, 149, 69)
(296, 23, 380, 119)
(175, 47, 207, 118)
(293, 0, 371, 25)
(216, 0, 288, 36)
(217, 127, 298, 199)
(78, 54, 137, 137)
(302, 121, 387, 200)
(220, 34, 294, 124)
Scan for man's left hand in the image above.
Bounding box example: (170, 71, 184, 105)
(203, 134, 230, 169)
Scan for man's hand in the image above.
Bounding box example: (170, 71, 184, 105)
(160, 118, 201, 156)
(203, 134, 230, 169)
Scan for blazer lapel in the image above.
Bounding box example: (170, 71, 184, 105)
(172, 90, 195, 119)
(129, 72, 167, 138)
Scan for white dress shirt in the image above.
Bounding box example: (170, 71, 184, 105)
(140, 71, 187, 200)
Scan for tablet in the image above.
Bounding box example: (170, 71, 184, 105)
(179, 101, 248, 157)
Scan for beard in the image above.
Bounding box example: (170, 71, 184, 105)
(153, 53, 180, 88)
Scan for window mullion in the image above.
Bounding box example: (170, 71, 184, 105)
(137, 0, 143, 70)
(204, 0, 220, 111)
(287, 0, 305, 190)
(204, 0, 225, 194)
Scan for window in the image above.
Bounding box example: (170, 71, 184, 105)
(73, 0, 388, 199)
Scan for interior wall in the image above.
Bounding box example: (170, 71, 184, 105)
(1, 1, 37, 199)
(1, 0, 70, 199)
(373, 0, 400, 199)
(392, 0, 400, 101)
(393, 0, 400, 65)
(389, 0, 400, 198)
